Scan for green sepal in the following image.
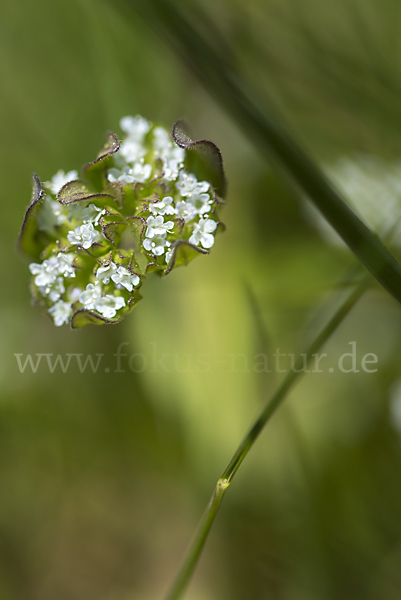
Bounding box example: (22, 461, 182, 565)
(57, 179, 114, 208)
(101, 221, 127, 246)
(103, 181, 125, 210)
(172, 120, 227, 197)
(83, 132, 120, 192)
(18, 174, 46, 259)
(70, 308, 123, 328)
(163, 239, 209, 276)
(145, 262, 165, 276)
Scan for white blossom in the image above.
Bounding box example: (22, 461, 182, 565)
(189, 218, 217, 249)
(143, 234, 171, 256)
(95, 295, 126, 319)
(153, 126, 175, 152)
(120, 115, 151, 140)
(46, 170, 78, 195)
(81, 204, 105, 225)
(38, 277, 65, 302)
(188, 191, 212, 216)
(79, 282, 102, 310)
(37, 196, 66, 234)
(176, 171, 209, 197)
(56, 253, 76, 278)
(107, 160, 152, 185)
(111, 266, 140, 291)
(153, 127, 185, 181)
(175, 200, 196, 222)
(48, 300, 72, 326)
(29, 259, 57, 288)
(30, 254, 75, 289)
(67, 223, 101, 249)
(145, 215, 174, 238)
(165, 249, 174, 264)
(149, 196, 176, 216)
(96, 261, 118, 284)
(120, 138, 146, 164)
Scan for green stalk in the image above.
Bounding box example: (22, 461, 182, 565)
(121, 0, 401, 305)
(165, 278, 369, 600)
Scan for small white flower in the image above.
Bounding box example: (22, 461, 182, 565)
(38, 276, 65, 302)
(176, 171, 209, 197)
(30, 254, 76, 288)
(107, 166, 133, 184)
(161, 154, 184, 181)
(143, 234, 171, 256)
(145, 215, 174, 238)
(107, 160, 152, 185)
(48, 300, 72, 326)
(79, 282, 102, 309)
(120, 115, 151, 140)
(95, 295, 126, 319)
(165, 249, 174, 264)
(189, 218, 217, 249)
(188, 191, 212, 216)
(153, 126, 172, 151)
(149, 196, 176, 216)
(47, 170, 78, 195)
(153, 127, 185, 181)
(56, 253, 76, 278)
(131, 161, 152, 182)
(96, 261, 118, 284)
(37, 196, 66, 234)
(175, 200, 196, 222)
(120, 138, 146, 164)
(67, 223, 101, 249)
(111, 266, 140, 291)
(81, 204, 105, 225)
(29, 258, 58, 287)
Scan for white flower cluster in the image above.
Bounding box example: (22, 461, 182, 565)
(23, 115, 224, 328)
(29, 168, 138, 325)
(140, 168, 217, 260)
(104, 116, 219, 262)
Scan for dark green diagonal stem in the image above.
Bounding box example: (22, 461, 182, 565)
(165, 278, 369, 600)
(121, 0, 401, 305)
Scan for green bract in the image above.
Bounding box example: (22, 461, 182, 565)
(18, 117, 226, 328)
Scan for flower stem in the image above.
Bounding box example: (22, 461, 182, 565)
(165, 277, 370, 600)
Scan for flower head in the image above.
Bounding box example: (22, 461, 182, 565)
(49, 300, 72, 326)
(95, 295, 126, 319)
(145, 215, 174, 238)
(189, 218, 217, 249)
(111, 266, 140, 291)
(19, 117, 226, 327)
(149, 196, 176, 216)
(67, 223, 101, 249)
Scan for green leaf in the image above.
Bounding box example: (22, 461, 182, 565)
(164, 239, 209, 276)
(172, 120, 227, 197)
(103, 181, 125, 209)
(83, 131, 120, 191)
(101, 221, 127, 246)
(57, 179, 114, 208)
(18, 173, 46, 259)
(70, 308, 122, 328)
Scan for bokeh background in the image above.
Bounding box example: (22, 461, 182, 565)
(3, 0, 401, 598)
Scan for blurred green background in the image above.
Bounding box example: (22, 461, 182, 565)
(3, 0, 401, 598)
